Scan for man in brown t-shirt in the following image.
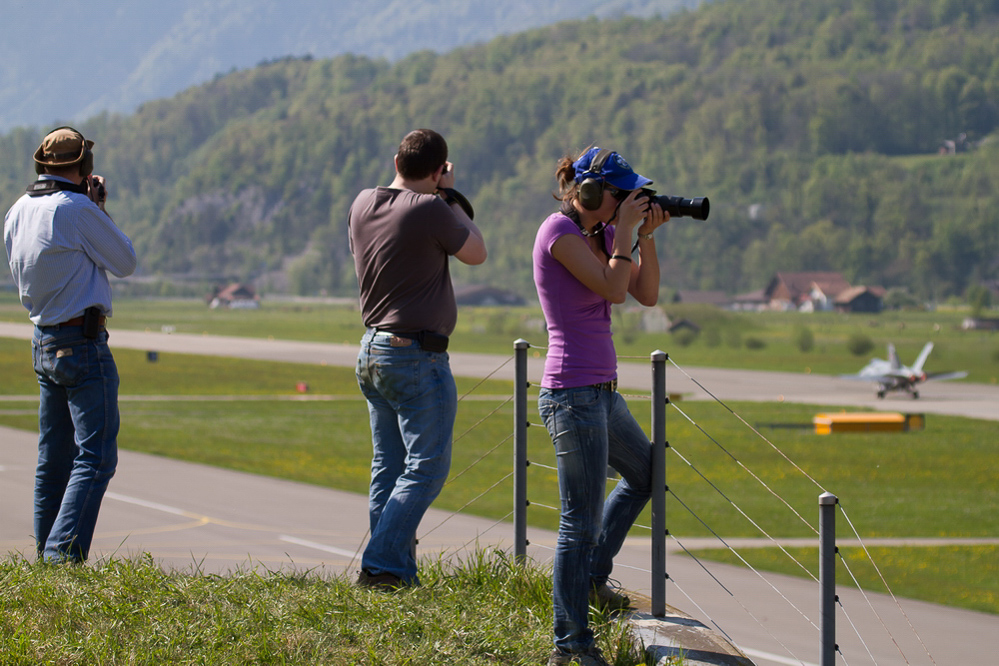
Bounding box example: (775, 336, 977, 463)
(348, 129, 486, 589)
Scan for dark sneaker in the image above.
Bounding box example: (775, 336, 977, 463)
(356, 569, 404, 591)
(547, 646, 610, 666)
(590, 581, 633, 611)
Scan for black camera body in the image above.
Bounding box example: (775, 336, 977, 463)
(640, 189, 710, 220)
(89, 177, 106, 204)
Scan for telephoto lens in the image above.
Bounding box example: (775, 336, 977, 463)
(652, 194, 709, 220)
(639, 189, 710, 220)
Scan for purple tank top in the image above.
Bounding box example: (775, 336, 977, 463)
(533, 212, 617, 389)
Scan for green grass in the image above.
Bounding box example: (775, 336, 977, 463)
(0, 549, 647, 666)
(686, 545, 999, 616)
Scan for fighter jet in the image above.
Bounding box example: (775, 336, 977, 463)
(840, 342, 968, 399)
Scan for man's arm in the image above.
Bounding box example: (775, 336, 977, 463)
(79, 204, 137, 278)
(436, 162, 486, 266)
(450, 203, 487, 265)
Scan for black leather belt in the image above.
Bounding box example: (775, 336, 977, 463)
(60, 315, 106, 327)
(372, 328, 449, 352)
(592, 379, 618, 392)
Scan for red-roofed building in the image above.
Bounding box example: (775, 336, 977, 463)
(764, 272, 852, 311)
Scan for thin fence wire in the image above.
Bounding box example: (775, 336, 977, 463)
(668, 489, 820, 627)
(421, 471, 515, 540)
(839, 506, 938, 666)
(668, 535, 808, 664)
(668, 354, 937, 665)
(456, 355, 515, 403)
(668, 358, 828, 491)
(668, 384, 819, 535)
(666, 433, 820, 582)
(394, 343, 939, 666)
(837, 552, 891, 665)
(517, 348, 824, 660)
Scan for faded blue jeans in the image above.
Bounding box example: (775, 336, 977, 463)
(538, 385, 653, 654)
(32, 323, 120, 563)
(355, 330, 456, 584)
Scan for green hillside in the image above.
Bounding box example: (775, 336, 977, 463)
(2, 0, 997, 301)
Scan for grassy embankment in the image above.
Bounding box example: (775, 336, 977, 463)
(0, 550, 647, 665)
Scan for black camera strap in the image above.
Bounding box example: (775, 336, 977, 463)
(438, 187, 475, 220)
(26, 179, 88, 197)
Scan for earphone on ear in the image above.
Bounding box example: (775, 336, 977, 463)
(577, 148, 615, 211)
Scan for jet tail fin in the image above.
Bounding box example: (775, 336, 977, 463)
(887, 343, 900, 371)
(912, 342, 934, 373)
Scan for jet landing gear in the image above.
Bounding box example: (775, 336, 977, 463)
(876, 383, 919, 399)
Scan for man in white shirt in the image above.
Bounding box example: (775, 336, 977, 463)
(4, 126, 136, 563)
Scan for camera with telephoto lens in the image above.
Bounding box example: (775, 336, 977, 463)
(90, 177, 106, 204)
(639, 188, 710, 220)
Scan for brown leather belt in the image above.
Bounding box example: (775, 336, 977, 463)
(60, 315, 107, 327)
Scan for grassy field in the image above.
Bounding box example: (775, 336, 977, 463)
(1, 294, 997, 381)
(1, 323, 995, 615)
(688, 545, 998, 616)
(0, 550, 647, 666)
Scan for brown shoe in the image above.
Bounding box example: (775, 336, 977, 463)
(589, 581, 633, 611)
(356, 569, 404, 591)
(547, 646, 609, 665)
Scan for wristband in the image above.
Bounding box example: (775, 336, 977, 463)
(637, 232, 654, 240)
(610, 254, 632, 263)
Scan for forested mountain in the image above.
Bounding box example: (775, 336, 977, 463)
(2, 0, 997, 301)
(0, 0, 700, 133)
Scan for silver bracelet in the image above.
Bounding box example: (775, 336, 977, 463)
(637, 232, 654, 240)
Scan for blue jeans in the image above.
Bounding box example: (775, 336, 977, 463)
(538, 386, 653, 653)
(32, 324, 120, 563)
(355, 330, 456, 584)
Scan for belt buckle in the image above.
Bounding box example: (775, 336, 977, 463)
(609, 379, 618, 392)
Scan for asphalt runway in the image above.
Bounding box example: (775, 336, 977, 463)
(2, 321, 996, 421)
(1, 322, 996, 665)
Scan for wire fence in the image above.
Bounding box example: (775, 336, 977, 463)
(406, 340, 942, 666)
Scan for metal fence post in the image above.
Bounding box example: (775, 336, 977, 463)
(820, 492, 839, 666)
(514, 339, 530, 560)
(651, 350, 668, 617)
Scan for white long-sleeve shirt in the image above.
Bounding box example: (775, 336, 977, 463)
(4, 176, 136, 326)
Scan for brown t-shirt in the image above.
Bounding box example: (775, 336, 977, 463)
(348, 187, 470, 336)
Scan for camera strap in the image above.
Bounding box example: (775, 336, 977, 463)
(562, 201, 603, 237)
(438, 187, 475, 220)
(25, 179, 88, 197)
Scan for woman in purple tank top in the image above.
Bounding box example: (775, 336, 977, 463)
(532, 147, 670, 666)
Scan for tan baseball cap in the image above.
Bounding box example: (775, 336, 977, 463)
(33, 127, 94, 168)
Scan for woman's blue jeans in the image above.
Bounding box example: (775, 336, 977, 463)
(32, 324, 120, 563)
(355, 330, 456, 584)
(538, 386, 653, 653)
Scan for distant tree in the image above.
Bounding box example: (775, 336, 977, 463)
(883, 288, 922, 311)
(794, 326, 815, 353)
(967, 284, 993, 317)
(846, 332, 875, 356)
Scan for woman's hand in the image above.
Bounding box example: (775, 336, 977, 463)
(636, 198, 670, 238)
(615, 190, 649, 230)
